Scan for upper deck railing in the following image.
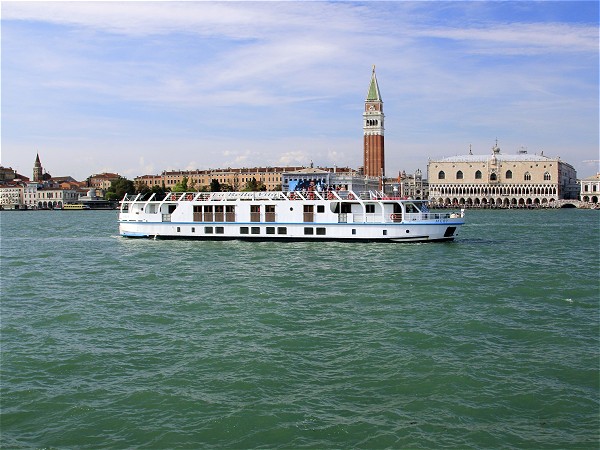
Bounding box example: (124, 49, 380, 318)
(121, 189, 416, 203)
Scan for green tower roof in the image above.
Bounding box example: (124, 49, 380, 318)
(366, 65, 382, 101)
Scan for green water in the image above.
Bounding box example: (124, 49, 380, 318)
(1, 209, 598, 448)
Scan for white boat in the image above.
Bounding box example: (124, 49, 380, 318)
(118, 190, 465, 242)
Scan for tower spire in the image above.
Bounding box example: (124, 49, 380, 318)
(366, 65, 382, 101)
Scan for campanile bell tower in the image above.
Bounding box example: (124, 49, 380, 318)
(363, 66, 385, 180)
(33, 153, 43, 182)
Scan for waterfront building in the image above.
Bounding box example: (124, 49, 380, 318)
(393, 170, 428, 200)
(0, 166, 28, 183)
(0, 183, 24, 209)
(281, 166, 379, 193)
(580, 173, 600, 203)
(135, 174, 163, 189)
(35, 186, 79, 209)
(23, 183, 39, 209)
(88, 172, 121, 191)
(136, 166, 307, 192)
(363, 66, 385, 181)
(427, 143, 578, 207)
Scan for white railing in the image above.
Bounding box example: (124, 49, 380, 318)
(352, 211, 463, 223)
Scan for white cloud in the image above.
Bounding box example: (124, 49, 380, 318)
(420, 23, 598, 54)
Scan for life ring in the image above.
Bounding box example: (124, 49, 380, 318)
(390, 213, 400, 221)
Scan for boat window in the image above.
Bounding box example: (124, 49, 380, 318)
(303, 205, 314, 223)
(277, 227, 287, 235)
(240, 227, 249, 234)
(192, 227, 195, 233)
(168, 205, 177, 214)
(216, 227, 224, 234)
(383, 230, 387, 235)
(251, 227, 260, 234)
(250, 205, 260, 222)
(331, 202, 352, 214)
(215, 206, 224, 222)
(304, 227, 314, 235)
(316, 228, 326, 235)
(176, 227, 181, 232)
(404, 203, 420, 213)
(365, 204, 375, 214)
(266, 227, 275, 234)
(205, 226, 213, 234)
(317, 205, 325, 213)
(225, 205, 235, 221)
(265, 205, 275, 222)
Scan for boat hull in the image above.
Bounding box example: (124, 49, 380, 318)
(118, 221, 462, 243)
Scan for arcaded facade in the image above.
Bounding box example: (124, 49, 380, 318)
(427, 145, 578, 207)
(580, 173, 600, 203)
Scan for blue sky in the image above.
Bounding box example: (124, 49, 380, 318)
(2, 1, 598, 181)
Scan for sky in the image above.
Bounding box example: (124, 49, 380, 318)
(1, 1, 598, 181)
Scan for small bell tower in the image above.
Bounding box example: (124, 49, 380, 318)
(33, 153, 43, 182)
